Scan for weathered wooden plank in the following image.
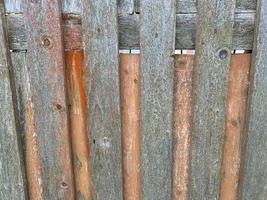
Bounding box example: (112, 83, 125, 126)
(135, 0, 256, 13)
(172, 55, 194, 200)
(140, 0, 176, 199)
(5, 12, 255, 51)
(0, 1, 27, 199)
(119, 12, 255, 50)
(220, 54, 251, 200)
(120, 54, 141, 200)
(189, 0, 235, 199)
(239, 0, 267, 199)
(119, 0, 134, 14)
(62, 0, 133, 14)
(82, 0, 122, 199)
(4, 0, 22, 13)
(24, 0, 75, 199)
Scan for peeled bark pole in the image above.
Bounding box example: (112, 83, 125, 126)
(63, 14, 92, 200)
(120, 54, 141, 200)
(220, 54, 251, 200)
(172, 55, 194, 200)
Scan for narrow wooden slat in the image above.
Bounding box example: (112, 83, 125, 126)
(189, 0, 235, 199)
(140, 0, 176, 199)
(220, 54, 251, 200)
(240, 0, 267, 199)
(120, 54, 141, 200)
(65, 51, 92, 200)
(82, 0, 122, 199)
(24, 0, 75, 199)
(172, 55, 194, 200)
(4, 1, 43, 198)
(0, 1, 27, 199)
(63, 11, 92, 200)
(11, 52, 44, 200)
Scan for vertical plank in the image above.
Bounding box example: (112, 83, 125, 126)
(140, 0, 176, 199)
(120, 54, 141, 200)
(24, 0, 75, 199)
(4, 0, 44, 198)
(240, 0, 267, 199)
(189, 0, 236, 199)
(0, 1, 27, 199)
(82, 0, 122, 199)
(220, 54, 251, 200)
(172, 55, 194, 200)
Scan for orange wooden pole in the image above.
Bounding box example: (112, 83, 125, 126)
(120, 54, 141, 200)
(220, 54, 251, 200)
(172, 55, 194, 200)
(25, 92, 43, 199)
(63, 14, 92, 199)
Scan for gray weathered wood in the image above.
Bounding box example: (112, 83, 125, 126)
(82, 0, 122, 199)
(62, 0, 82, 14)
(62, 0, 134, 14)
(119, 0, 134, 14)
(11, 52, 27, 151)
(135, 0, 256, 13)
(189, 0, 235, 199)
(240, 0, 267, 199)
(4, 0, 22, 13)
(0, 1, 27, 199)
(24, 0, 75, 199)
(6, 12, 255, 51)
(140, 0, 176, 199)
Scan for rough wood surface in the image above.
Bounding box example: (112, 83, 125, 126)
(11, 52, 44, 200)
(134, 0, 256, 13)
(239, 0, 267, 199)
(172, 55, 194, 200)
(0, 1, 27, 199)
(6, 12, 255, 51)
(189, 0, 235, 199)
(82, 0, 122, 199)
(24, 0, 75, 199)
(120, 54, 141, 200)
(220, 54, 251, 200)
(65, 51, 92, 200)
(140, 0, 176, 199)
(63, 13, 92, 199)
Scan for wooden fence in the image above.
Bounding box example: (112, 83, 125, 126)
(0, 0, 266, 199)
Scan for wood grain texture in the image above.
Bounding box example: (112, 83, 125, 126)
(65, 51, 92, 200)
(189, 0, 235, 199)
(11, 52, 44, 200)
(82, 0, 123, 199)
(119, 12, 255, 50)
(135, 0, 256, 13)
(220, 54, 251, 200)
(172, 55, 194, 200)
(239, 0, 267, 199)
(5, 12, 255, 51)
(120, 54, 141, 200)
(0, 1, 27, 199)
(24, 0, 75, 199)
(63, 13, 92, 200)
(140, 0, 176, 199)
